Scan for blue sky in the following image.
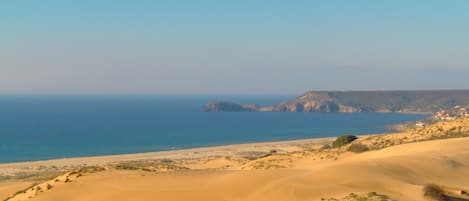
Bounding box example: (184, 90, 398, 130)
(1, 0, 469, 94)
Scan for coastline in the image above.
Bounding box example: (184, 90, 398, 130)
(0, 135, 342, 174)
(2, 118, 469, 201)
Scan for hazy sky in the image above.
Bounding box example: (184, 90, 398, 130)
(1, 0, 469, 94)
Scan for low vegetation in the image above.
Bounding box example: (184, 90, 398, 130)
(0, 171, 63, 182)
(423, 184, 448, 201)
(2, 182, 40, 201)
(112, 160, 189, 172)
(2, 165, 107, 201)
(321, 192, 390, 201)
(78, 165, 106, 173)
(333, 135, 358, 148)
(241, 151, 275, 160)
(248, 161, 287, 170)
(348, 143, 370, 153)
(320, 144, 332, 150)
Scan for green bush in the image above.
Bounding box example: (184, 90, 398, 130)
(348, 143, 369, 153)
(332, 135, 358, 148)
(423, 184, 447, 201)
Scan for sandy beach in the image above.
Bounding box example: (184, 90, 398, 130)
(0, 136, 336, 175)
(4, 0, 469, 200)
(2, 118, 469, 201)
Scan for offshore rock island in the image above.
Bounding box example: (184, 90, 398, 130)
(203, 90, 469, 113)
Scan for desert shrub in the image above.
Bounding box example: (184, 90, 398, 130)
(423, 184, 447, 201)
(113, 162, 140, 170)
(242, 151, 272, 160)
(367, 191, 389, 199)
(333, 135, 358, 148)
(112, 160, 189, 172)
(461, 190, 469, 196)
(2, 171, 62, 182)
(348, 143, 369, 153)
(35, 186, 42, 191)
(160, 159, 173, 163)
(79, 166, 105, 173)
(320, 144, 332, 150)
(323, 192, 390, 201)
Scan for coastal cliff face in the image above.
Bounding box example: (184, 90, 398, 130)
(272, 92, 362, 112)
(203, 90, 469, 113)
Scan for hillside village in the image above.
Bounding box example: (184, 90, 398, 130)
(431, 105, 469, 121)
(413, 105, 469, 128)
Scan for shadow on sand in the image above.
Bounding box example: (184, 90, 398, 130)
(448, 196, 469, 201)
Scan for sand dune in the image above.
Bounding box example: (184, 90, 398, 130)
(0, 182, 30, 201)
(1, 138, 466, 201)
(2, 119, 469, 201)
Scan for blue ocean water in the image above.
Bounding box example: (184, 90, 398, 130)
(0, 95, 428, 163)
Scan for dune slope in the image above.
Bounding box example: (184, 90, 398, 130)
(16, 137, 469, 201)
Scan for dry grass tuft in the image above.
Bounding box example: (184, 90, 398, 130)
(423, 184, 448, 201)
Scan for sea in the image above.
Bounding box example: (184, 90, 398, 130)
(0, 95, 428, 163)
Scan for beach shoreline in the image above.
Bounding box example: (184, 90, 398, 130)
(0, 135, 345, 175)
(2, 118, 469, 201)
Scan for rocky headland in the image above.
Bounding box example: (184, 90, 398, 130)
(203, 90, 469, 113)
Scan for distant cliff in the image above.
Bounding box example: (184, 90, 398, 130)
(203, 90, 469, 113)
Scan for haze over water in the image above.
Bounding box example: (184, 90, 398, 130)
(0, 95, 427, 163)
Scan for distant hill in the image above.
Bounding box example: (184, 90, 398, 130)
(202, 101, 259, 112)
(203, 90, 469, 113)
